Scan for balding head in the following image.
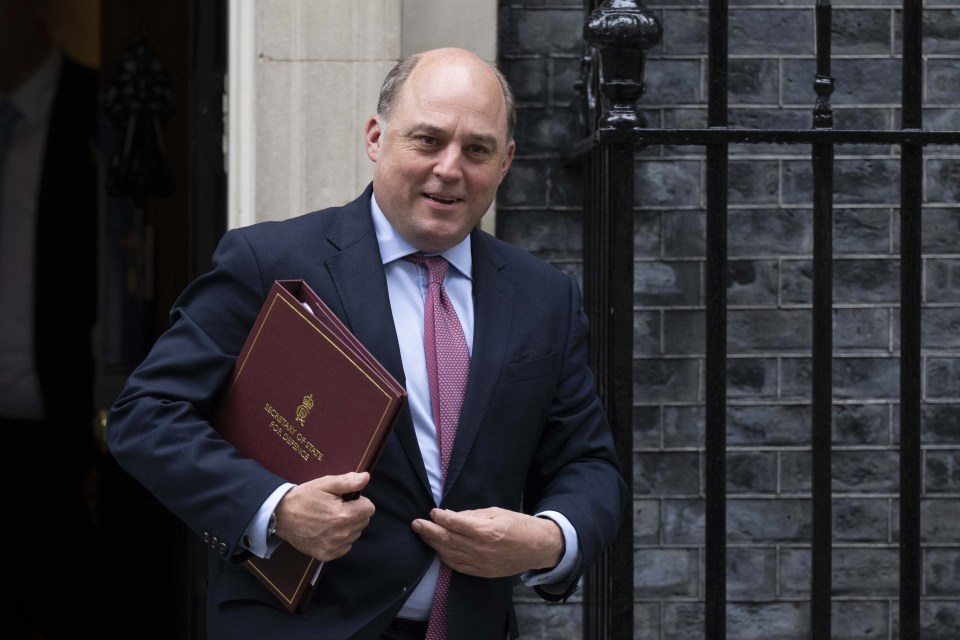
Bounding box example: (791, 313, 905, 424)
(376, 47, 516, 144)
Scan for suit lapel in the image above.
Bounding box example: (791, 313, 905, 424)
(442, 231, 512, 497)
(321, 207, 513, 501)
(322, 192, 430, 494)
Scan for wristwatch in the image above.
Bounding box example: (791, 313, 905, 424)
(267, 512, 278, 539)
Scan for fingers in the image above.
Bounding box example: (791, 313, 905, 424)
(276, 473, 375, 562)
(411, 514, 446, 543)
(411, 516, 478, 574)
(317, 471, 370, 497)
(286, 473, 375, 519)
(418, 508, 473, 533)
(410, 507, 560, 578)
(412, 510, 487, 563)
(423, 507, 506, 541)
(411, 509, 465, 543)
(313, 511, 370, 560)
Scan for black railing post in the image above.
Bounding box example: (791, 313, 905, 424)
(810, 2, 835, 638)
(705, 0, 729, 637)
(580, 2, 661, 639)
(899, 0, 924, 637)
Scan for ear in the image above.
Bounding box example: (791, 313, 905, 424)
(365, 116, 382, 162)
(497, 140, 516, 184)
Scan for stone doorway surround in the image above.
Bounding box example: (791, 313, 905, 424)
(227, 0, 499, 233)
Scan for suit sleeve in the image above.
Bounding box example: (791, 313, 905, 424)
(106, 228, 290, 561)
(523, 274, 630, 601)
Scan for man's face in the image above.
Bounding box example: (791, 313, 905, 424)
(365, 51, 515, 253)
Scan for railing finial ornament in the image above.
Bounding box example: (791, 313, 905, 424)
(582, 0, 662, 135)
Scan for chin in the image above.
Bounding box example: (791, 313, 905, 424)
(417, 232, 464, 253)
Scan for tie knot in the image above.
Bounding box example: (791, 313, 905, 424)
(405, 252, 449, 285)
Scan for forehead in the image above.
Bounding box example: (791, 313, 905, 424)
(394, 56, 508, 140)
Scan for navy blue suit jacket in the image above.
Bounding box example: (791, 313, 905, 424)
(108, 185, 628, 640)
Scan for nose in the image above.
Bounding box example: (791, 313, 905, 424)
(433, 145, 464, 181)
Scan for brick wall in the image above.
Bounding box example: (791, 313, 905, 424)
(497, 1, 960, 638)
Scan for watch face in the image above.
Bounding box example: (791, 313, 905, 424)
(268, 513, 277, 537)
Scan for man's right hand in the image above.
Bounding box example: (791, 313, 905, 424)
(272, 472, 374, 561)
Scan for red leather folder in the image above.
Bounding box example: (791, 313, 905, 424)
(213, 279, 406, 613)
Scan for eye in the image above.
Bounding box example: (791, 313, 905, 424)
(415, 135, 439, 147)
(466, 144, 492, 157)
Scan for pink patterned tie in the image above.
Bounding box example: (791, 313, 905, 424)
(406, 253, 470, 640)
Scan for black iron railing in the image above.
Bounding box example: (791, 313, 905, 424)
(572, 0, 960, 639)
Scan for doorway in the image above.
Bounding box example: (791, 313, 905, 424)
(46, 0, 225, 637)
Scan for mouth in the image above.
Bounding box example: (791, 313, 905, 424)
(424, 193, 462, 205)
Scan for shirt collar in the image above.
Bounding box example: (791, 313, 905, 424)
(370, 191, 473, 281)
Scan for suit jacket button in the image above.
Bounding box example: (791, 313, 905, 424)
(218, 542, 228, 556)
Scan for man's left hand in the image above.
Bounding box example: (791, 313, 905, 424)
(411, 507, 564, 578)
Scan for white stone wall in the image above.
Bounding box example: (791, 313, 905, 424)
(229, 0, 498, 232)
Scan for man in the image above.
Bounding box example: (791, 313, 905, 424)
(1, 1, 102, 636)
(108, 47, 628, 640)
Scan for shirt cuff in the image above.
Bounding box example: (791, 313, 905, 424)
(520, 510, 580, 586)
(241, 482, 295, 558)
